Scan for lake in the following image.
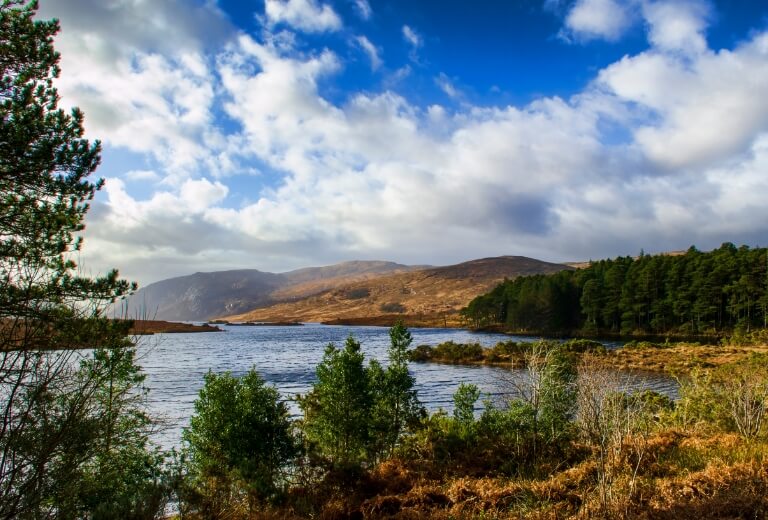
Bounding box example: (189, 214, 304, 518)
(136, 324, 678, 450)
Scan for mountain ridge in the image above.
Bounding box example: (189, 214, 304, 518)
(222, 256, 572, 326)
(125, 260, 424, 321)
(126, 256, 573, 324)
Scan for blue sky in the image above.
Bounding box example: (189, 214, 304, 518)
(37, 0, 768, 284)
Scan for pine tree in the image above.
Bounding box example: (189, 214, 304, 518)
(370, 323, 424, 459)
(300, 336, 373, 467)
(0, 3, 156, 516)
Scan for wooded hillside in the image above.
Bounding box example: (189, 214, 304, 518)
(463, 244, 768, 336)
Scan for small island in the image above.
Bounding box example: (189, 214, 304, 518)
(128, 320, 223, 335)
(207, 320, 304, 327)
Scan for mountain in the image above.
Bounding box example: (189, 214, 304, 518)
(124, 261, 419, 321)
(223, 256, 572, 326)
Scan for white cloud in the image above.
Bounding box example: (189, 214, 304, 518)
(125, 170, 160, 182)
(354, 0, 372, 20)
(42, 0, 244, 184)
(264, 0, 342, 33)
(44, 1, 768, 286)
(641, 0, 711, 54)
(355, 35, 382, 70)
(561, 0, 712, 52)
(402, 25, 422, 48)
(435, 73, 461, 99)
(598, 35, 768, 169)
(564, 0, 633, 41)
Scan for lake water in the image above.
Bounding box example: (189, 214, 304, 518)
(136, 324, 678, 450)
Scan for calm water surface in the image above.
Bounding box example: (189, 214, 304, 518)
(136, 324, 678, 449)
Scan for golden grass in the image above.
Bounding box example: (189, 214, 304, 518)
(276, 430, 768, 520)
(595, 343, 768, 374)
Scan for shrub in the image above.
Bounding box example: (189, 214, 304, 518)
(345, 288, 370, 300)
(675, 355, 768, 438)
(562, 338, 607, 354)
(380, 302, 406, 313)
(432, 341, 484, 363)
(183, 368, 299, 512)
(407, 344, 434, 362)
(300, 337, 372, 468)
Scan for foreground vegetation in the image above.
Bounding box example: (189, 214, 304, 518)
(171, 330, 768, 519)
(463, 245, 768, 338)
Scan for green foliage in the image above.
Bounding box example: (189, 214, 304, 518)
(1, 345, 171, 519)
(453, 383, 481, 425)
(463, 244, 768, 336)
(561, 338, 606, 354)
(438, 341, 484, 362)
(184, 368, 299, 509)
(674, 355, 768, 438)
(402, 346, 578, 476)
(407, 344, 434, 362)
(537, 344, 578, 444)
(301, 336, 373, 467)
(370, 323, 424, 458)
(302, 325, 424, 468)
(0, 3, 165, 517)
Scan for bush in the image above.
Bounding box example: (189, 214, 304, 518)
(300, 337, 373, 469)
(183, 369, 299, 512)
(407, 344, 434, 362)
(345, 288, 370, 300)
(432, 341, 484, 363)
(485, 341, 530, 362)
(562, 338, 607, 354)
(380, 302, 406, 313)
(674, 355, 768, 438)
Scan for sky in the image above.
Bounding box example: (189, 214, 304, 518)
(36, 0, 768, 286)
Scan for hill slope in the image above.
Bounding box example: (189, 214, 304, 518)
(224, 256, 572, 326)
(126, 261, 420, 321)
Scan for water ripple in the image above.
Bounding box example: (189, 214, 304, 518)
(136, 324, 677, 450)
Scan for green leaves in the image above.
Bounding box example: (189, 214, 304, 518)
(453, 383, 480, 425)
(464, 244, 768, 337)
(301, 324, 424, 468)
(184, 369, 299, 504)
(301, 336, 373, 467)
(0, 3, 148, 517)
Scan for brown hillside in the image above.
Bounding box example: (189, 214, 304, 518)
(223, 256, 571, 326)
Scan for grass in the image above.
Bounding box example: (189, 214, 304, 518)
(408, 338, 768, 375)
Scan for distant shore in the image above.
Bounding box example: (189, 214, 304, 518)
(322, 313, 463, 328)
(408, 338, 768, 375)
(128, 320, 223, 335)
(207, 320, 304, 327)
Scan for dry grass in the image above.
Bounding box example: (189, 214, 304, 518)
(421, 341, 768, 375)
(213, 433, 767, 519)
(267, 431, 768, 520)
(593, 343, 768, 374)
(222, 257, 569, 326)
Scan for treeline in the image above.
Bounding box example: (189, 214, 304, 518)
(462, 243, 768, 336)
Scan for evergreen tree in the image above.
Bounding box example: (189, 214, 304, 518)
(464, 245, 768, 337)
(370, 323, 424, 459)
(301, 336, 373, 467)
(184, 369, 299, 512)
(0, 3, 160, 517)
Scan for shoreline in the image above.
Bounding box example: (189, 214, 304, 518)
(128, 320, 223, 335)
(409, 339, 768, 375)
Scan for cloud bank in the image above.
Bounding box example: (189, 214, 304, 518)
(38, 0, 768, 285)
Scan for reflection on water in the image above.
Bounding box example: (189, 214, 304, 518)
(136, 324, 678, 450)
